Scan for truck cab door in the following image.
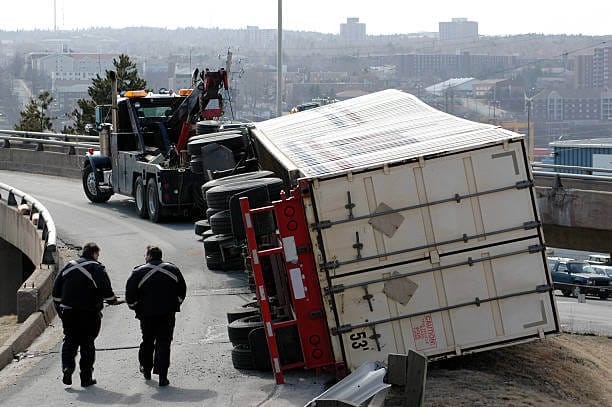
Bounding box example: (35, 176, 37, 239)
(111, 132, 139, 195)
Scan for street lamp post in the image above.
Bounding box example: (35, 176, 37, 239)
(276, 0, 282, 117)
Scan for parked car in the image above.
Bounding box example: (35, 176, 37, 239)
(548, 258, 611, 299)
(586, 254, 611, 266)
(591, 264, 612, 279)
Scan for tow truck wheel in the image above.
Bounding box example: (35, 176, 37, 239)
(82, 165, 112, 203)
(134, 176, 148, 218)
(146, 178, 163, 223)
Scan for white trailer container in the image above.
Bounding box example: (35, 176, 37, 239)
(250, 89, 560, 371)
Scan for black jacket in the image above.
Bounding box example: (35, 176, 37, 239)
(52, 256, 117, 313)
(125, 259, 186, 319)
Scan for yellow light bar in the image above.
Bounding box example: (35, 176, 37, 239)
(178, 89, 193, 96)
(124, 90, 147, 98)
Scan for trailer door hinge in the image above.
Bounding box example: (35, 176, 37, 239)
(323, 260, 340, 270)
(536, 284, 552, 293)
(529, 244, 545, 253)
(334, 324, 352, 335)
(369, 326, 382, 352)
(523, 221, 540, 230)
(516, 180, 533, 189)
(353, 231, 363, 259)
(363, 286, 374, 312)
(345, 191, 355, 219)
(314, 220, 332, 230)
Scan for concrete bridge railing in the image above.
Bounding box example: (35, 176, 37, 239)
(0, 182, 59, 370)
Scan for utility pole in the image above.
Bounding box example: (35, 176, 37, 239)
(54, 0, 57, 31)
(526, 97, 533, 162)
(276, 0, 282, 117)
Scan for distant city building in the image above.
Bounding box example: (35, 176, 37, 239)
(29, 52, 116, 117)
(340, 18, 366, 44)
(593, 47, 612, 89)
(392, 53, 517, 79)
(242, 26, 277, 49)
(575, 55, 594, 88)
(439, 18, 478, 42)
(533, 88, 602, 122)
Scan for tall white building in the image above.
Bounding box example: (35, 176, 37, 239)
(340, 18, 366, 44)
(439, 18, 478, 42)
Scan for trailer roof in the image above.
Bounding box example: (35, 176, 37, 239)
(252, 89, 522, 178)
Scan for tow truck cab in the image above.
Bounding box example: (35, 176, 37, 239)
(83, 88, 203, 221)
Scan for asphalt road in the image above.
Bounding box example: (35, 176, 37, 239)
(0, 170, 327, 406)
(554, 292, 612, 336)
(0, 170, 610, 406)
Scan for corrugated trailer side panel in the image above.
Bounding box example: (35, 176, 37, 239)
(302, 140, 560, 370)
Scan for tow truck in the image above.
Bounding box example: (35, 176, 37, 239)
(81, 54, 234, 222)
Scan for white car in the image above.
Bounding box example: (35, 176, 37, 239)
(591, 264, 612, 279)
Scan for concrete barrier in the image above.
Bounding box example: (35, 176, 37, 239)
(536, 186, 612, 252)
(0, 148, 83, 179)
(0, 299, 57, 371)
(0, 182, 60, 371)
(17, 267, 56, 323)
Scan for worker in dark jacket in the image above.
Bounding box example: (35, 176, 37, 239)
(52, 242, 123, 387)
(125, 245, 186, 387)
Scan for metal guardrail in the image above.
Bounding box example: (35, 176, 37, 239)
(0, 182, 57, 265)
(0, 129, 99, 142)
(0, 134, 98, 154)
(532, 162, 612, 177)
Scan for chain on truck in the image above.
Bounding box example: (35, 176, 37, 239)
(81, 51, 256, 222)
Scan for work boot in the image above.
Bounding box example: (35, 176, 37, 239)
(140, 365, 151, 380)
(80, 371, 97, 387)
(159, 375, 170, 387)
(62, 367, 74, 385)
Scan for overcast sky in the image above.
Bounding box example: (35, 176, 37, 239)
(1, 1, 611, 36)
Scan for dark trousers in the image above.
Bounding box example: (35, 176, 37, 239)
(138, 314, 176, 377)
(60, 309, 101, 375)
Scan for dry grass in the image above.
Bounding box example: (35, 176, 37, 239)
(425, 334, 611, 406)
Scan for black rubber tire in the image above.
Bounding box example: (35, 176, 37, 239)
(191, 132, 246, 150)
(205, 254, 224, 270)
(221, 257, 246, 271)
(248, 327, 272, 371)
(190, 156, 204, 174)
(203, 234, 233, 253)
(196, 120, 221, 135)
(82, 164, 112, 203)
(226, 307, 260, 324)
(206, 178, 284, 210)
(206, 206, 223, 220)
(231, 344, 255, 370)
(187, 133, 246, 155)
(599, 293, 609, 300)
(146, 177, 163, 223)
(210, 210, 233, 235)
(201, 171, 274, 197)
(191, 182, 208, 215)
(194, 219, 210, 236)
(562, 289, 572, 297)
(134, 176, 148, 218)
(228, 315, 263, 346)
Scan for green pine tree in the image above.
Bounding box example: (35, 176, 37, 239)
(15, 91, 55, 132)
(65, 54, 147, 134)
